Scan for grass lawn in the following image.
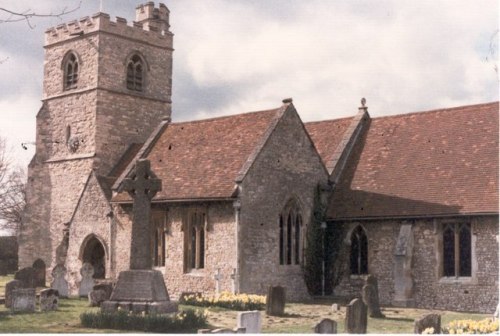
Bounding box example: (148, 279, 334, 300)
(0, 275, 492, 333)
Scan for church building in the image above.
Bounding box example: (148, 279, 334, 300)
(18, 2, 498, 313)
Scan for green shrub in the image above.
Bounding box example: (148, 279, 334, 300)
(80, 308, 207, 333)
(179, 292, 266, 311)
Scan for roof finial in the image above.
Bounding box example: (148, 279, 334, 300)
(361, 97, 366, 107)
(282, 97, 293, 104)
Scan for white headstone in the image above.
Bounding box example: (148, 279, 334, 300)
(51, 264, 69, 298)
(237, 310, 262, 334)
(79, 262, 95, 297)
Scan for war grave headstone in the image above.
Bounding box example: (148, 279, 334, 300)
(345, 298, 367, 334)
(266, 285, 286, 316)
(14, 267, 35, 288)
(11, 288, 36, 312)
(79, 262, 95, 297)
(414, 313, 441, 334)
(32, 259, 46, 287)
(313, 318, 337, 334)
(237, 310, 262, 333)
(5, 279, 22, 308)
(362, 274, 385, 318)
(51, 264, 69, 297)
(101, 159, 177, 314)
(40, 288, 59, 311)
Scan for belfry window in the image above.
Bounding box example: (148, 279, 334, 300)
(279, 200, 303, 265)
(350, 225, 368, 275)
(152, 212, 167, 267)
(127, 55, 144, 91)
(442, 223, 471, 277)
(184, 211, 205, 272)
(64, 52, 79, 90)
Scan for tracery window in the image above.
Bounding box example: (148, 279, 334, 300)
(64, 52, 79, 90)
(350, 225, 368, 275)
(152, 212, 167, 267)
(442, 223, 471, 277)
(184, 211, 205, 272)
(126, 54, 144, 91)
(279, 200, 303, 265)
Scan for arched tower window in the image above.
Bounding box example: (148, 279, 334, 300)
(350, 225, 368, 275)
(279, 199, 303, 265)
(63, 52, 79, 90)
(127, 55, 144, 91)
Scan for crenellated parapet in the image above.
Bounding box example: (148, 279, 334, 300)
(45, 3, 172, 48)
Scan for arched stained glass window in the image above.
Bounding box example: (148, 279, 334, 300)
(350, 226, 368, 275)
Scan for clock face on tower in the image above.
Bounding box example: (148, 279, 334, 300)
(68, 136, 80, 153)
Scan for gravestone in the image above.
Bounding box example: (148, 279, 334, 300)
(94, 283, 113, 298)
(14, 267, 35, 288)
(51, 264, 69, 298)
(393, 224, 415, 307)
(414, 314, 441, 334)
(89, 289, 107, 307)
(11, 288, 36, 312)
(266, 285, 286, 316)
(362, 275, 385, 318)
(40, 288, 59, 311)
(345, 298, 367, 334)
(79, 262, 95, 297)
(102, 159, 177, 314)
(214, 268, 222, 295)
(237, 310, 262, 333)
(32, 259, 46, 287)
(313, 318, 337, 334)
(331, 303, 340, 312)
(494, 303, 499, 321)
(5, 279, 22, 308)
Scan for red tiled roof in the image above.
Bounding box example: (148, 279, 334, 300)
(112, 108, 282, 202)
(305, 117, 353, 167)
(325, 102, 499, 219)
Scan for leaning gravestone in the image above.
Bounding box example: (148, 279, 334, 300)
(79, 262, 95, 297)
(237, 310, 262, 333)
(414, 313, 441, 334)
(40, 288, 59, 311)
(101, 159, 177, 314)
(313, 318, 337, 334)
(266, 285, 286, 316)
(5, 279, 22, 308)
(32, 259, 46, 287)
(14, 267, 35, 288)
(11, 288, 36, 312)
(51, 264, 69, 298)
(362, 275, 385, 318)
(345, 298, 367, 334)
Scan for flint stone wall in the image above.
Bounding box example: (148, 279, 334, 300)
(333, 216, 498, 313)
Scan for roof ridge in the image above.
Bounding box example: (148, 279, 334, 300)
(372, 101, 499, 120)
(171, 107, 281, 126)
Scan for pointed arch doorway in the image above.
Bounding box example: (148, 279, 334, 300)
(81, 235, 106, 279)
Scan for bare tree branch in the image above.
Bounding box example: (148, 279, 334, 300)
(0, 138, 26, 235)
(0, 1, 82, 29)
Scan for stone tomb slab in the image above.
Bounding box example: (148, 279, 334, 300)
(11, 288, 36, 312)
(110, 270, 169, 302)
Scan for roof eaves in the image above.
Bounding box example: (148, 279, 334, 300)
(112, 118, 170, 191)
(234, 103, 289, 183)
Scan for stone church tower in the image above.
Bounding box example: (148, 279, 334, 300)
(18, 3, 173, 276)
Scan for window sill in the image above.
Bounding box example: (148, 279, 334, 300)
(185, 270, 205, 277)
(349, 274, 368, 280)
(439, 276, 476, 285)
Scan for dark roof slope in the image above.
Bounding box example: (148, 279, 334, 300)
(112, 108, 282, 202)
(326, 102, 499, 219)
(305, 117, 353, 167)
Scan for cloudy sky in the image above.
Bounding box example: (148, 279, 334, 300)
(0, 0, 498, 169)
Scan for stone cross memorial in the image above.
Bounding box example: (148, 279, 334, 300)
(101, 159, 177, 314)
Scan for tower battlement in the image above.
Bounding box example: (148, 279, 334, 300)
(44, 3, 172, 48)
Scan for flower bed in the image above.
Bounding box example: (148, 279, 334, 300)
(180, 291, 266, 311)
(442, 318, 499, 334)
(80, 308, 207, 333)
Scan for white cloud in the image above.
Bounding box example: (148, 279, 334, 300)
(0, 0, 497, 168)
